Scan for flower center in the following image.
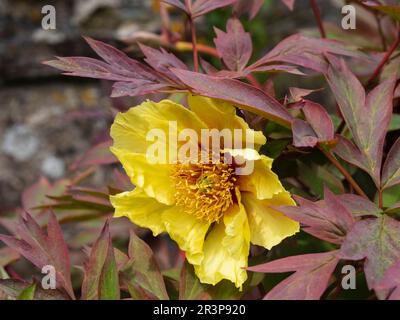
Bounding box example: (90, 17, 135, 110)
(172, 160, 236, 223)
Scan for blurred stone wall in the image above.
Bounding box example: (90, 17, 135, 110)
(0, 0, 160, 210)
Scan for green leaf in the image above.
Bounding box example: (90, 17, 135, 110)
(81, 220, 120, 300)
(121, 231, 169, 300)
(382, 184, 400, 208)
(179, 261, 210, 300)
(298, 161, 344, 197)
(98, 238, 120, 300)
(388, 114, 400, 132)
(0, 279, 69, 300)
(17, 283, 36, 300)
(371, 5, 400, 22)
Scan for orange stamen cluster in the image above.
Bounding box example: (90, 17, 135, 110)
(172, 157, 236, 223)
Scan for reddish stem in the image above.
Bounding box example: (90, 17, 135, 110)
(310, 0, 326, 38)
(379, 189, 383, 209)
(185, 0, 199, 72)
(367, 29, 400, 86)
(319, 147, 368, 199)
(190, 20, 199, 72)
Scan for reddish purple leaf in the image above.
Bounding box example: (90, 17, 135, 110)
(292, 119, 318, 148)
(250, 64, 304, 75)
(302, 100, 334, 142)
(70, 140, 117, 170)
(139, 44, 188, 83)
(248, 251, 339, 300)
(111, 82, 171, 98)
(171, 68, 293, 127)
(335, 194, 382, 217)
(288, 87, 321, 103)
(333, 135, 369, 174)
(382, 137, 400, 190)
(191, 0, 237, 18)
(233, 0, 264, 19)
(376, 259, 400, 300)
(338, 215, 400, 290)
(277, 187, 355, 244)
(326, 55, 395, 186)
(0, 247, 20, 267)
(84, 37, 158, 81)
(214, 18, 252, 71)
(281, 0, 295, 10)
(249, 34, 365, 73)
(22, 177, 69, 211)
(44, 38, 176, 98)
(162, 0, 188, 13)
(0, 212, 75, 299)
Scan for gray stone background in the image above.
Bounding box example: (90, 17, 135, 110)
(0, 0, 162, 210)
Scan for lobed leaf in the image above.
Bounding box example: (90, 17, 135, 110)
(326, 55, 395, 186)
(191, 0, 237, 18)
(277, 187, 355, 244)
(248, 251, 339, 300)
(0, 212, 75, 299)
(214, 18, 252, 72)
(382, 137, 400, 190)
(250, 34, 366, 73)
(375, 259, 400, 300)
(120, 231, 169, 300)
(233, 0, 264, 19)
(338, 215, 400, 291)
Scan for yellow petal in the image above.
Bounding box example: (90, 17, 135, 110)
(162, 207, 210, 265)
(110, 188, 167, 236)
(237, 155, 285, 200)
(111, 189, 210, 265)
(188, 95, 266, 149)
(111, 148, 175, 205)
(194, 190, 250, 289)
(111, 99, 208, 155)
(241, 191, 299, 250)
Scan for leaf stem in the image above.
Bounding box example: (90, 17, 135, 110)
(185, 0, 199, 72)
(319, 147, 368, 199)
(379, 189, 383, 209)
(367, 28, 400, 86)
(310, 0, 326, 38)
(175, 41, 219, 57)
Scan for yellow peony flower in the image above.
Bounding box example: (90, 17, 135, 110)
(110, 95, 299, 289)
